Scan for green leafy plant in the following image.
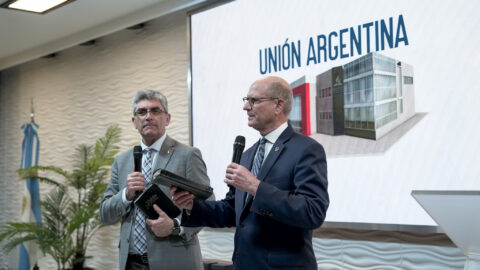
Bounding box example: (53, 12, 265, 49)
(0, 124, 121, 270)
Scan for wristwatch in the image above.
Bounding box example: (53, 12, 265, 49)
(171, 218, 181, 236)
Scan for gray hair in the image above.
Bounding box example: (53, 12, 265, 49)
(267, 81, 293, 116)
(132, 89, 168, 115)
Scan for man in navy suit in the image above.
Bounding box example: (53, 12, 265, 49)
(172, 76, 329, 269)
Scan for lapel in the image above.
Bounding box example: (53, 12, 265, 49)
(256, 125, 294, 182)
(153, 135, 175, 171)
(151, 135, 176, 195)
(239, 125, 295, 218)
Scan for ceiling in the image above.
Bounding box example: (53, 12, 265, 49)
(0, 0, 208, 70)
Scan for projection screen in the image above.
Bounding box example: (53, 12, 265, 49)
(189, 0, 480, 227)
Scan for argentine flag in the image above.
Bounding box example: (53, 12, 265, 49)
(19, 122, 42, 270)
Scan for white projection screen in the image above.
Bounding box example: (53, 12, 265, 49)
(189, 0, 480, 228)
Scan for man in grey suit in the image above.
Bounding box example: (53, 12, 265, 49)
(100, 89, 211, 270)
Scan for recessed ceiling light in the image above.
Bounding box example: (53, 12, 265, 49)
(1, 0, 75, 14)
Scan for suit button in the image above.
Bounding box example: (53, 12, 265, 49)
(239, 223, 244, 228)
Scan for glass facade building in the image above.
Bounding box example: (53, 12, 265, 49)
(315, 52, 415, 140)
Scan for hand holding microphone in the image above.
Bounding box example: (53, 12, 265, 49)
(225, 163, 260, 196)
(226, 136, 245, 195)
(225, 136, 261, 196)
(125, 146, 145, 200)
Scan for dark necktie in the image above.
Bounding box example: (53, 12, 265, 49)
(251, 138, 266, 177)
(245, 138, 266, 202)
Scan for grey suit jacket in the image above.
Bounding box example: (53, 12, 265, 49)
(99, 135, 212, 270)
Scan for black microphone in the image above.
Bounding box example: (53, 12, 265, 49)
(232, 136, 245, 164)
(228, 136, 245, 195)
(133, 145, 143, 197)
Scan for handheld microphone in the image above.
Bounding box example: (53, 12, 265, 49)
(228, 136, 245, 195)
(133, 145, 143, 197)
(232, 136, 245, 164)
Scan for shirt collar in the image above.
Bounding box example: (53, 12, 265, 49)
(140, 133, 167, 152)
(263, 121, 288, 144)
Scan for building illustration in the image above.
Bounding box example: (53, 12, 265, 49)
(315, 52, 415, 140)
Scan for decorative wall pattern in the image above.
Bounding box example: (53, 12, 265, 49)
(198, 230, 466, 270)
(0, 10, 190, 269)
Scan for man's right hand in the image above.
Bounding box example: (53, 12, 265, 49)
(170, 186, 195, 211)
(125, 172, 146, 201)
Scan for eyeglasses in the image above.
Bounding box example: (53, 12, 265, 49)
(134, 107, 167, 117)
(242, 97, 278, 107)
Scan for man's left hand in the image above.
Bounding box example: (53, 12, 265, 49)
(146, 204, 173, 237)
(225, 162, 260, 196)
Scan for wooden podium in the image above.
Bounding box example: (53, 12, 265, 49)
(412, 191, 480, 270)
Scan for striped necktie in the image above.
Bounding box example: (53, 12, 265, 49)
(133, 148, 154, 254)
(246, 138, 266, 202)
(251, 138, 267, 177)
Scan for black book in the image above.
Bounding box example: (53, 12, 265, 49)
(134, 183, 180, 219)
(153, 169, 213, 201)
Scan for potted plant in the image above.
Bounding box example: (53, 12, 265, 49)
(0, 124, 121, 270)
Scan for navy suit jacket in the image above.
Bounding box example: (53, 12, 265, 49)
(185, 125, 329, 269)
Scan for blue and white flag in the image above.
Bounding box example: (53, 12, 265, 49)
(19, 122, 42, 270)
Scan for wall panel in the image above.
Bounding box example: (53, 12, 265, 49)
(0, 10, 189, 269)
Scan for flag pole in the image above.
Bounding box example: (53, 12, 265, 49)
(30, 98, 35, 123)
(18, 97, 42, 270)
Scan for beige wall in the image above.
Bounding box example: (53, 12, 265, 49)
(0, 10, 190, 269)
